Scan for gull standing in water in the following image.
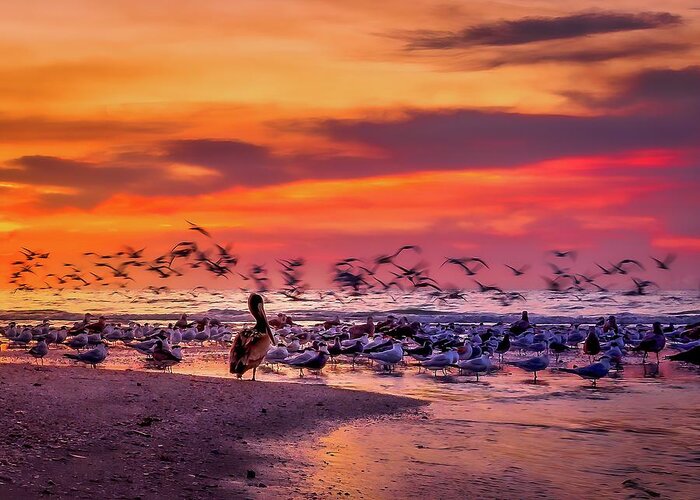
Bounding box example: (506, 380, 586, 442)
(633, 322, 666, 364)
(229, 293, 275, 381)
(368, 342, 403, 372)
(287, 344, 330, 377)
(560, 356, 612, 386)
(507, 354, 550, 382)
(456, 354, 492, 381)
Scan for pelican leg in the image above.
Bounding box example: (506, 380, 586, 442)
(252, 367, 257, 381)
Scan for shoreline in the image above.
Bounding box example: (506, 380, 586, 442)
(0, 363, 425, 499)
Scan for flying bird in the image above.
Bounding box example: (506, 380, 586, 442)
(505, 264, 529, 276)
(551, 250, 577, 260)
(651, 254, 676, 270)
(186, 220, 212, 238)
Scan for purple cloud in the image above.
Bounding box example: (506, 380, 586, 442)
(403, 11, 682, 49)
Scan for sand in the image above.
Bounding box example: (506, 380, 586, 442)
(0, 364, 425, 499)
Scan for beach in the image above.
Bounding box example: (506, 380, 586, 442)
(0, 363, 424, 499)
(1, 337, 699, 499)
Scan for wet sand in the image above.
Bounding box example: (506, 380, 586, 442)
(0, 363, 424, 499)
(305, 376, 700, 499)
(1, 343, 699, 499)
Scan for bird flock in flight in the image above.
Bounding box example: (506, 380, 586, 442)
(7, 221, 679, 308)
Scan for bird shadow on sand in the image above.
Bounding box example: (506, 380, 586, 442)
(518, 378, 551, 387)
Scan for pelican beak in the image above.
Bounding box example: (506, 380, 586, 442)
(257, 302, 275, 343)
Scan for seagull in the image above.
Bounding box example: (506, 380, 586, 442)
(406, 341, 433, 362)
(12, 329, 33, 346)
(651, 254, 676, 270)
(504, 264, 529, 276)
(583, 327, 601, 362)
(265, 343, 290, 370)
(152, 340, 182, 372)
(368, 343, 403, 372)
(551, 250, 577, 260)
(64, 343, 108, 368)
(66, 333, 89, 351)
(186, 220, 212, 238)
(559, 356, 611, 386)
(666, 345, 700, 365)
(632, 322, 666, 363)
(26, 339, 49, 365)
(507, 355, 550, 382)
(495, 334, 511, 363)
(340, 340, 365, 368)
(509, 311, 531, 335)
(456, 354, 492, 381)
(421, 350, 458, 377)
(287, 344, 330, 377)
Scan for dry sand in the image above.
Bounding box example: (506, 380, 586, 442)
(0, 364, 425, 499)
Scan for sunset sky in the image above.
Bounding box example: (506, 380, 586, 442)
(1, 0, 699, 290)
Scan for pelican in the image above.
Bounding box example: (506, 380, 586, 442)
(229, 293, 275, 380)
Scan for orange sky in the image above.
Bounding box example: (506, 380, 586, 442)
(1, 1, 699, 290)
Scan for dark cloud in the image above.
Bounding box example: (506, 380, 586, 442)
(1, 156, 160, 207)
(0, 139, 295, 207)
(1, 155, 215, 208)
(480, 42, 688, 69)
(567, 65, 700, 111)
(164, 139, 288, 185)
(605, 65, 700, 109)
(307, 106, 698, 173)
(403, 11, 682, 49)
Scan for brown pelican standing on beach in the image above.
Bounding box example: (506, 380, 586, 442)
(229, 293, 275, 380)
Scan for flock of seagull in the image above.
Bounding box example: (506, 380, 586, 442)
(2, 293, 699, 387)
(8, 221, 681, 308)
